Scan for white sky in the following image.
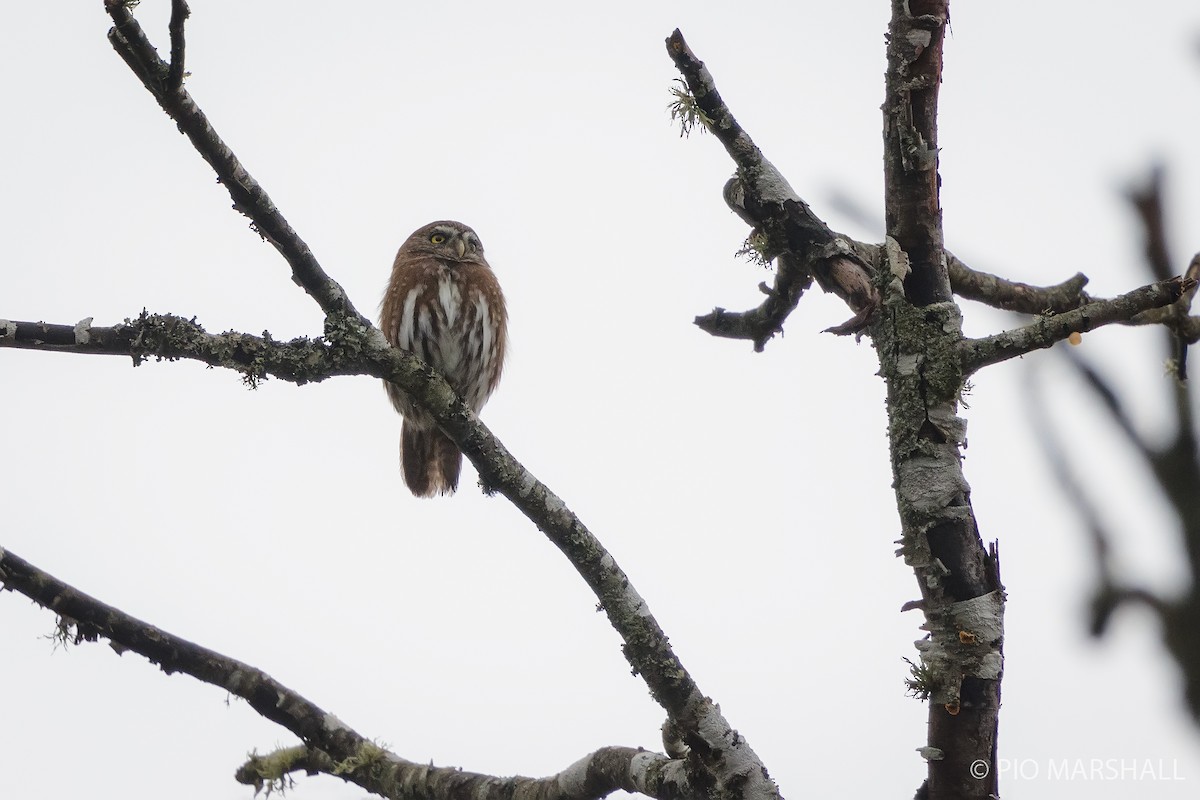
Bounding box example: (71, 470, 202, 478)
(3, 2, 1200, 799)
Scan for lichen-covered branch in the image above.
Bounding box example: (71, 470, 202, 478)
(872, 237, 1003, 800)
(947, 252, 1091, 314)
(235, 743, 690, 800)
(958, 277, 1192, 375)
(877, 3, 1005, 798)
(666, 29, 878, 347)
(0, 547, 370, 772)
(0, 314, 346, 386)
(0, 548, 690, 800)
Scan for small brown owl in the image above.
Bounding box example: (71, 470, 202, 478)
(380, 221, 507, 497)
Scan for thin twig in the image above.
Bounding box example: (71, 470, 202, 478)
(167, 0, 189, 91)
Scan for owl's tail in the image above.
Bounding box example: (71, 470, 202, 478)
(400, 421, 463, 497)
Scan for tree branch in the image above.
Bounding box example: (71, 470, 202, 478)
(692, 258, 812, 352)
(235, 743, 690, 800)
(958, 276, 1192, 375)
(882, 0, 951, 306)
(0, 548, 690, 800)
(167, 0, 189, 92)
(947, 252, 1091, 314)
(0, 314, 343, 386)
(1, 304, 777, 800)
(667, 30, 879, 347)
(1127, 164, 1175, 283)
(103, 1, 364, 325)
(1028, 168, 1200, 722)
(4, 304, 773, 796)
(876, 4, 1006, 799)
(7, 10, 785, 800)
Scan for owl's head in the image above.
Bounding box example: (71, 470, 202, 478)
(403, 220, 485, 264)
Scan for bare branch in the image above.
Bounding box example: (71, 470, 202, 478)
(693, 255, 813, 352)
(959, 277, 1192, 375)
(1060, 350, 1157, 464)
(0, 548, 690, 800)
(947, 252, 1091, 314)
(103, 2, 364, 325)
(815, 187, 1096, 314)
(167, 0, 189, 91)
(666, 29, 879, 346)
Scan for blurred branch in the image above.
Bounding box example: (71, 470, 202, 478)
(0, 548, 690, 800)
(1022, 363, 1165, 636)
(1127, 164, 1175, 282)
(959, 277, 1192, 375)
(666, 29, 879, 348)
(1032, 162, 1200, 723)
(1124, 166, 1200, 380)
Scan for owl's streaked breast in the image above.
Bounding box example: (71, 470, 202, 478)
(383, 258, 505, 412)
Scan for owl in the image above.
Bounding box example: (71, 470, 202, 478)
(380, 221, 508, 497)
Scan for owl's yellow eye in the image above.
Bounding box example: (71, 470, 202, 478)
(430, 233, 447, 244)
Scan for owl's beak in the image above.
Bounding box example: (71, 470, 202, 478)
(454, 237, 466, 258)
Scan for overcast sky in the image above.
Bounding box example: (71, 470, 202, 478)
(4, 2, 1200, 799)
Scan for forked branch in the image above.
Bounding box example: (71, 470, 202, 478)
(666, 29, 879, 347)
(959, 276, 1194, 375)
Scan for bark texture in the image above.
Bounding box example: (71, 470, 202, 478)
(879, 4, 1003, 798)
